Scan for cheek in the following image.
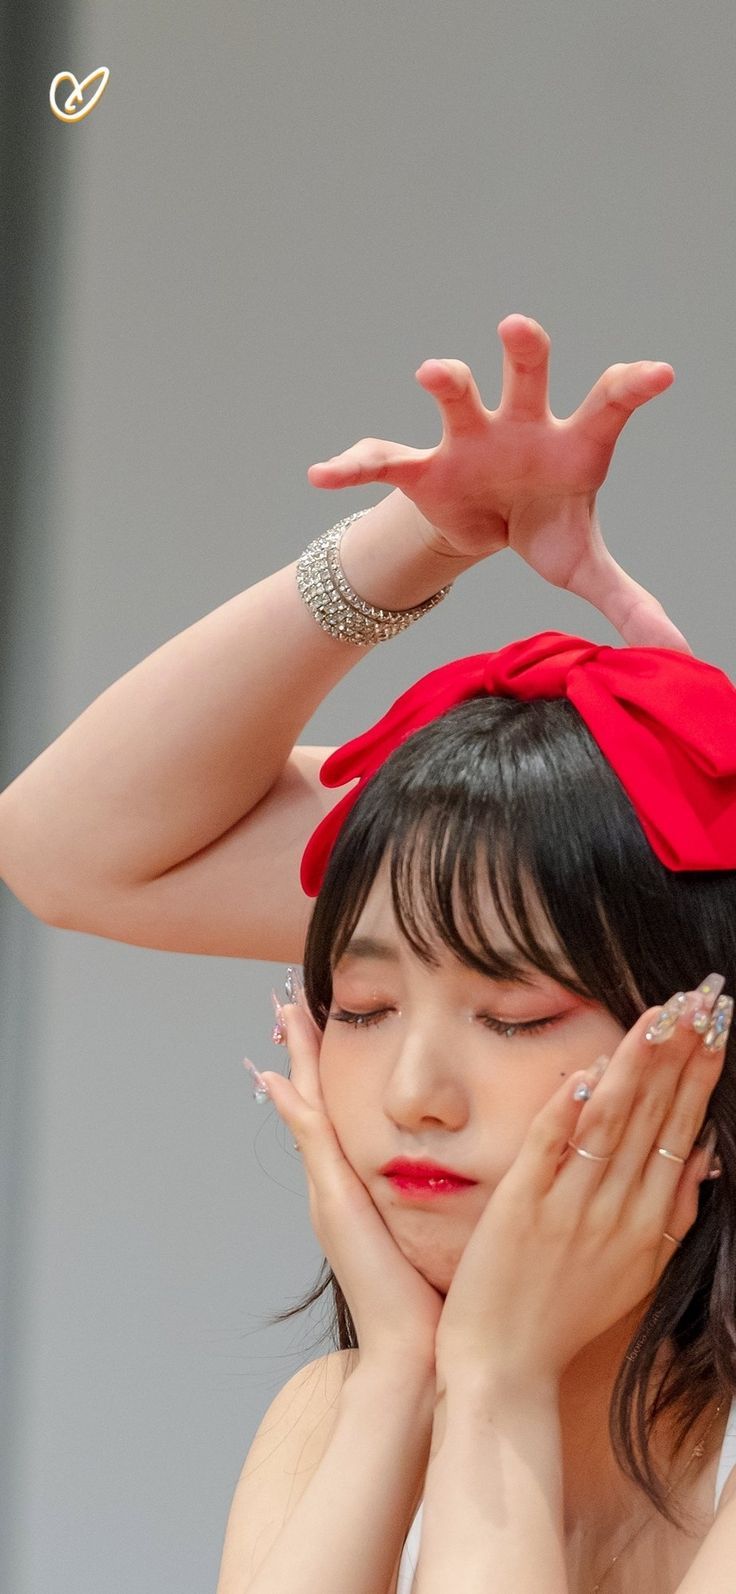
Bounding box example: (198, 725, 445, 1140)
(497, 1010, 626, 1131)
(317, 1041, 372, 1139)
(547, 1009, 627, 1079)
(565, 1008, 627, 1063)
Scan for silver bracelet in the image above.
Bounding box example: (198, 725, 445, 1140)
(295, 510, 454, 647)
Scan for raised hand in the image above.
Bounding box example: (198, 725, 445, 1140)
(308, 315, 690, 652)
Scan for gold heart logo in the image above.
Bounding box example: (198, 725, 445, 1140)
(49, 68, 110, 123)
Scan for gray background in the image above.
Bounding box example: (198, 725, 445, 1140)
(2, 1, 735, 1590)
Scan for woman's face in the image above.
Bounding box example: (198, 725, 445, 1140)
(317, 855, 626, 1295)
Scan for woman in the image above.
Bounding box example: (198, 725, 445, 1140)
(1, 316, 734, 1592)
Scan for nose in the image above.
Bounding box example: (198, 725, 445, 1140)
(383, 1022, 469, 1130)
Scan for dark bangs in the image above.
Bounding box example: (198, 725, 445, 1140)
(304, 694, 721, 1034)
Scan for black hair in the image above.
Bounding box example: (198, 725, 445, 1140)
(267, 694, 736, 1531)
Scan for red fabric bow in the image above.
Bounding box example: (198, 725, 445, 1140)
(299, 630, 736, 897)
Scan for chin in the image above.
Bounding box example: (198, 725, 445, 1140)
(390, 1222, 461, 1294)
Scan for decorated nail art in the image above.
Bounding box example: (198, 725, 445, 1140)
(284, 970, 304, 1007)
(703, 994, 733, 1052)
(572, 1055, 610, 1100)
(690, 973, 727, 1034)
(243, 1056, 271, 1104)
(645, 991, 689, 1044)
(271, 989, 287, 1045)
(284, 965, 305, 1006)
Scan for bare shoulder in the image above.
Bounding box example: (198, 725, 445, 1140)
(240, 1346, 360, 1477)
(215, 1348, 359, 1594)
(272, 1346, 361, 1423)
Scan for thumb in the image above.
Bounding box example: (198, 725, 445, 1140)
(573, 554, 693, 654)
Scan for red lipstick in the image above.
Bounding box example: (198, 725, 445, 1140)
(381, 1158, 477, 1197)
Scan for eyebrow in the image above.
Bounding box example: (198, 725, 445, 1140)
(335, 936, 401, 966)
(333, 934, 545, 979)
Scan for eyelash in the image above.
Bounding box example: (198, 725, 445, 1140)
(328, 1007, 561, 1039)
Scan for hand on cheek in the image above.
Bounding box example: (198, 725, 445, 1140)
(434, 976, 730, 1389)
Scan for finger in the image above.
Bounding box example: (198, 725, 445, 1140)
(506, 1065, 609, 1202)
(658, 1130, 721, 1257)
(259, 1011, 341, 1180)
(257, 1060, 356, 1250)
(563, 544, 694, 655)
(557, 978, 726, 1202)
(275, 1001, 325, 1111)
(307, 436, 436, 490)
(569, 360, 675, 452)
(639, 996, 731, 1210)
(605, 985, 729, 1192)
(413, 357, 489, 439)
(496, 314, 551, 422)
(596, 577, 694, 654)
(617, 605, 694, 655)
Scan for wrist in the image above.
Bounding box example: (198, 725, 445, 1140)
(344, 1354, 437, 1428)
(436, 1359, 559, 1412)
(339, 490, 483, 611)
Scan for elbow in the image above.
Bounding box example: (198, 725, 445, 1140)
(0, 865, 71, 928)
(0, 808, 72, 927)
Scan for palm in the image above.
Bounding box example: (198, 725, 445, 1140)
(308, 315, 690, 652)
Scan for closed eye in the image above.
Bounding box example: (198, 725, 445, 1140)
(328, 1007, 565, 1039)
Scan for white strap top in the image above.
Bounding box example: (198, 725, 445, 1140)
(396, 1393, 736, 1594)
(715, 1392, 736, 1512)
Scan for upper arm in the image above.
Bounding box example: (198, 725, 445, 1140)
(45, 747, 348, 962)
(215, 1349, 358, 1594)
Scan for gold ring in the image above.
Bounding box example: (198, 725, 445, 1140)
(657, 1147, 687, 1164)
(662, 1231, 682, 1246)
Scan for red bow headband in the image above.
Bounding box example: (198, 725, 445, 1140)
(299, 630, 736, 897)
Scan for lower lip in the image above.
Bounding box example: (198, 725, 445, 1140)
(385, 1175, 477, 1199)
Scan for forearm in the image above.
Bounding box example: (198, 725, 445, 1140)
(414, 1374, 568, 1594)
(246, 1363, 435, 1594)
(0, 490, 478, 917)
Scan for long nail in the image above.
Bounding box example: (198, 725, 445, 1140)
(691, 974, 727, 1035)
(703, 994, 733, 1053)
(572, 1055, 610, 1100)
(645, 991, 689, 1044)
(271, 989, 287, 1045)
(284, 966, 305, 1006)
(243, 1056, 271, 1104)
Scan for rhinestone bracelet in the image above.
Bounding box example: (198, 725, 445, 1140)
(295, 510, 454, 646)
